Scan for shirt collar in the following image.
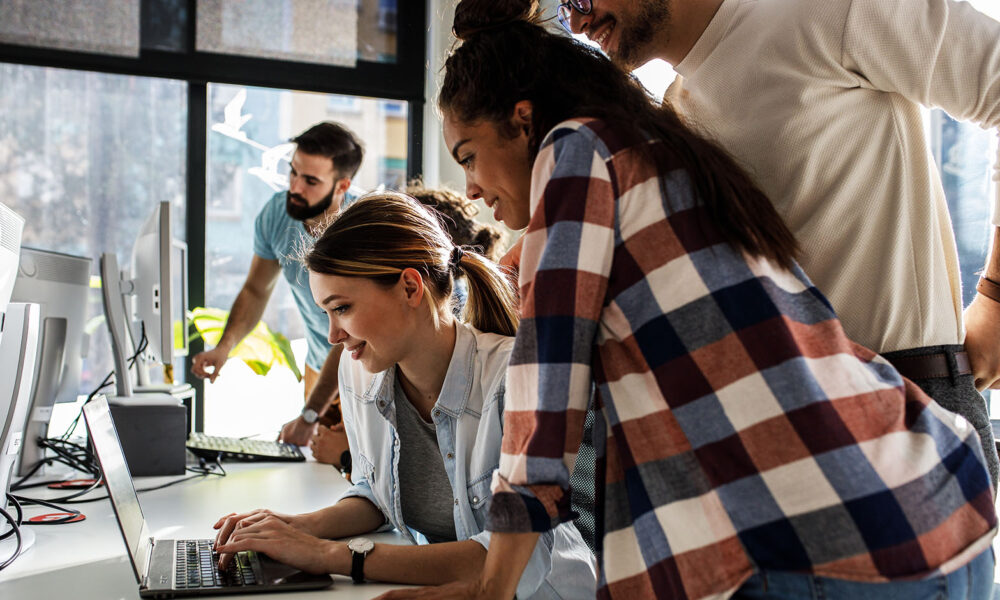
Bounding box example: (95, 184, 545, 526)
(362, 323, 477, 419)
(433, 323, 476, 418)
(674, 0, 740, 76)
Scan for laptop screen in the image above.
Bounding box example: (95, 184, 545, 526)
(84, 396, 152, 583)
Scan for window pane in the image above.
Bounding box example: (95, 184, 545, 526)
(357, 0, 397, 64)
(142, 0, 190, 53)
(197, 0, 359, 67)
(0, 0, 140, 57)
(930, 110, 995, 308)
(0, 63, 187, 395)
(204, 83, 408, 436)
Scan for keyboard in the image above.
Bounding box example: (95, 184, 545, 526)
(186, 433, 305, 462)
(175, 539, 257, 590)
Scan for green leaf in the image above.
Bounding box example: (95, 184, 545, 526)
(187, 306, 303, 381)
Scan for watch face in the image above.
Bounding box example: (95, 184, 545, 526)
(302, 408, 319, 423)
(348, 537, 374, 553)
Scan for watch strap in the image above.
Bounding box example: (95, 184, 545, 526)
(301, 407, 319, 424)
(350, 547, 366, 584)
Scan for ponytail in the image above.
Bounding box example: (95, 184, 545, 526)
(454, 250, 518, 336)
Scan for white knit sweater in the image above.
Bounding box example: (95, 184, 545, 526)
(666, 0, 1000, 353)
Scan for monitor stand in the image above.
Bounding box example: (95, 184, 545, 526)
(0, 525, 36, 560)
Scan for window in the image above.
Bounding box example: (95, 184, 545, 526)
(0, 1, 425, 433)
(0, 63, 187, 394)
(203, 83, 409, 437)
(197, 0, 399, 65)
(0, 0, 141, 57)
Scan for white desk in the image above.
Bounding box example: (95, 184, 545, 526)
(0, 457, 413, 599)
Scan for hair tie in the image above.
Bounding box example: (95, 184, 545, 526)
(449, 246, 465, 271)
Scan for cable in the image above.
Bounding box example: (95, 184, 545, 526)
(18, 459, 227, 507)
(11, 494, 82, 525)
(0, 499, 22, 571)
(59, 323, 149, 442)
(14, 325, 151, 493)
(0, 495, 22, 542)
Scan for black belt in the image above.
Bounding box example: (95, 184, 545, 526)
(885, 351, 971, 381)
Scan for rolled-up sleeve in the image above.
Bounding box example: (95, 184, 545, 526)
(488, 123, 615, 535)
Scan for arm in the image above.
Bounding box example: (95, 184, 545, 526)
(191, 255, 281, 382)
(455, 125, 612, 594)
(213, 496, 386, 569)
(372, 533, 539, 600)
(492, 124, 613, 529)
(963, 228, 1000, 389)
(841, 0, 1000, 386)
(218, 519, 489, 584)
(280, 345, 345, 445)
(215, 497, 493, 585)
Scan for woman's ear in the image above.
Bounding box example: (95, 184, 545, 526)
(399, 268, 425, 307)
(511, 100, 533, 137)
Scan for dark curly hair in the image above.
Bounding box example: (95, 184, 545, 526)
(440, 0, 799, 270)
(406, 182, 507, 262)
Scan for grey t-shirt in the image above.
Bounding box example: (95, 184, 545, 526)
(394, 376, 458, 543)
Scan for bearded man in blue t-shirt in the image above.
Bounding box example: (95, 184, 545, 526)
(191, 121, 363, 465)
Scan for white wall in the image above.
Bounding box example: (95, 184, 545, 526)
(421, 0, 463, 192)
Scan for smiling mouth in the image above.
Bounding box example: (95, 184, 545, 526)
(489, 198, 503, 221)
(347, 342, 366, 360)
(591, 20, 616, 51)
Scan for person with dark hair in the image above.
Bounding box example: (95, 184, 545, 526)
(561, 0, 1000, 490)
(191, 121, 364, 468)
(378, 2, 997, 599)
(407, 182, 507, 263)
(212, 193, 596, 598)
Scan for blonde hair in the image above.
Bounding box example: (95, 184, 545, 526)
(305, 192, 518, 336)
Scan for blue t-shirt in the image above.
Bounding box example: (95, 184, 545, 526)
(253, 191, 351, 371)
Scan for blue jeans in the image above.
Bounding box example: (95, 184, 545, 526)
(733, 549, 995, 600)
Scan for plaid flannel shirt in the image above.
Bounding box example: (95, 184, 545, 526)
(487, 118, 997, 599)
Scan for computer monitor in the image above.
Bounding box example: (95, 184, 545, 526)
(101, 201, 189, 395)
(10, 248, 92, 476)
(0, 202, 25, 349)
(131, 201, 189, 370)
(0, 303, 39, 552)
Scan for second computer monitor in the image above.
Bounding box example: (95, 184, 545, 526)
(130, 201, 189, 367)
(11, 247, 92, 475)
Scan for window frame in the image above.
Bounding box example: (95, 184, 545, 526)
(0, 0, 428, 430)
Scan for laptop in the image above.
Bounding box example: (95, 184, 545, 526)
(83, 395, 333, 598)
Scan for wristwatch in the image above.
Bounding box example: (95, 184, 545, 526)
(300, 407, 319, 424)
(347, 537, 374, 584)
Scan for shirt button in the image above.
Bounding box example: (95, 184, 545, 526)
(433, 410, 440, 417)
(446, 452, 453, 460)
(472, 496, 479, 504)
(454, 498, 459, 506)
(378, 401, 385, 409)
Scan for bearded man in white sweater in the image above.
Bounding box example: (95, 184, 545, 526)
(563, 0, 1000, 485)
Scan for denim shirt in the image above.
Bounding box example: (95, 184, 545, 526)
(338, 323, 596, 599)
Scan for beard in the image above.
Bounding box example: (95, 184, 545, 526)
(614, 0, 671, 70)
(285, 187, 335, 221)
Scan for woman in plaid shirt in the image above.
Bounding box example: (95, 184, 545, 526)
(381, 1, 998, 599)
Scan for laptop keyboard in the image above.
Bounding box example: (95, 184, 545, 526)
(174, 539, 258, 589)
(186, 433, 305, 462)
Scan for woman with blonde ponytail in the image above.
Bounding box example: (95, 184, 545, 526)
(211, 193, 595, 598)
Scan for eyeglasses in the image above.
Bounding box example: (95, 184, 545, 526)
(556, 0, 593, 32)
